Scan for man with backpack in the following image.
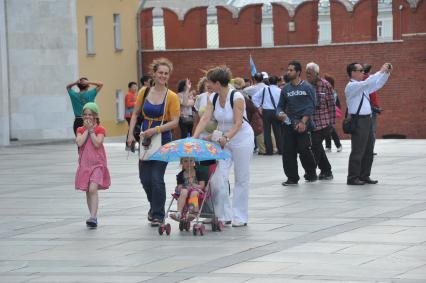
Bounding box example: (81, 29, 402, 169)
(253, 75, 282, 155)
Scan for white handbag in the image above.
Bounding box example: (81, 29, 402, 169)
(139, 90, 168, 161)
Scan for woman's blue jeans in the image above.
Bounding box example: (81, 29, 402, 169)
(139, 160, 168, 220)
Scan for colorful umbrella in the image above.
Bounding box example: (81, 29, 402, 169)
(149, 137, 231, 162)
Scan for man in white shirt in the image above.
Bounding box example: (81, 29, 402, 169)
(253, 75, 282, 155)
(243, 72, 266, 98)
(345, 62, 392, 185)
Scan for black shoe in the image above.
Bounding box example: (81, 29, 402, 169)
(360, 177, 378, 184)
(305, 174, 318, 182)
(347, 178, 365, 185)
(319, 172, 334, 180)
(86, 217, 98, 229)
(282, 179, 298, 186)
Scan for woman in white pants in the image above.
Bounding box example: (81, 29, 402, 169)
(193, 66, 254, 227)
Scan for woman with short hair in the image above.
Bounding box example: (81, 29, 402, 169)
(193, 66, 254, 227)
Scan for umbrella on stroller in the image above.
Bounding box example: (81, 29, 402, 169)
(149, 137, 230, 236)
(149, 137, 230, 162)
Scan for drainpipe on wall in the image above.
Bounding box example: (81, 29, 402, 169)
(0, 0, 10, 146)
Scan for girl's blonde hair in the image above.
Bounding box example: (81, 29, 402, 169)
(149, 57, 173, 77)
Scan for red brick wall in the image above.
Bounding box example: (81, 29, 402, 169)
(141, 34, 426, 138)
(272, 1, 318, 45)
(330, 0, 378, 43)
(272, 4, 291, 46)
(163, 7, 207, 49)
(290, 1, 319, 45)
(393, 0, 426, 40)
(217, 5, 262, 48)
(140, 8, 153, 50)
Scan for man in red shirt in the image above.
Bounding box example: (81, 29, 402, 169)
(306, 62, 336, 181)
(125, 82, 138, 125)
(363, 64, 382, 154)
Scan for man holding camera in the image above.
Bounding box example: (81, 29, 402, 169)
(277, 61, 317, 186)
(345, 62, 392, 185)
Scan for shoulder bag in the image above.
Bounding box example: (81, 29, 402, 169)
(139, 90, 168, 161)
(342, 93, 364, 134)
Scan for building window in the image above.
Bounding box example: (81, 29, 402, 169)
(377, 20, 383, 38)
(116, 90, 125, 122)
(85, 16, 95, 55)
(113, 14, 122, 50)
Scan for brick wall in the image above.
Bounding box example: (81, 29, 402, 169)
(163, 7, 207, 49)
(140, 8, 153, 50)
(272, 1, 319, 45)
(141, 34, 426, 138)
(330, 0, 378, 43)
(217, 5, 262, 48)
(393, 0, 426, 40)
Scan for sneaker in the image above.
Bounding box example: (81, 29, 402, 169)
(282, 179, 298, 186)
(319, 172, 334, 180)
(86, 217, 97, 229)
(325, 148, 331, 152)
(232, 221, 247, 227)
(150, 218, 162, 227)
(337, 146, 343, 152)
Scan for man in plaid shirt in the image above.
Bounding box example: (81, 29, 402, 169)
(306, 62, 336, 180)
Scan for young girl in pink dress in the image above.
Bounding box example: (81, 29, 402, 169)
(75, 102, 111, 228)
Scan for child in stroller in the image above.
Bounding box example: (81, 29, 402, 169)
(169, 157, 207, 222)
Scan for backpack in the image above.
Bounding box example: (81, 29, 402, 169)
(212, 90, 262, 136)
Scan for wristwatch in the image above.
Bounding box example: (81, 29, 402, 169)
(223, 135, 230, 143)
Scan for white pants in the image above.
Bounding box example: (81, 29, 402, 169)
(211, 140, 253, 223)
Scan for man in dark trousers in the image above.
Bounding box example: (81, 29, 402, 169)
(252, 75, 283, 155)
(345, 62, 392, 185)
(306, 62, 336, 180)
(277, 61, 317, 186)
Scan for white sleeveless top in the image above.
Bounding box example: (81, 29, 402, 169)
(209, 89, 254, 146)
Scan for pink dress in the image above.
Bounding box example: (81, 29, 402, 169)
(75, 125, 111, 191)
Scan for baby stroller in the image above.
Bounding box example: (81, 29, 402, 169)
(160, 163, 224, 236)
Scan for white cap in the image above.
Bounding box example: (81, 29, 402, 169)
(261, 71, 269, 79)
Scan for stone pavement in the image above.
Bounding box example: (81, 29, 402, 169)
(0, 139, 425, 283)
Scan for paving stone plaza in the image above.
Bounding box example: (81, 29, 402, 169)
(0, 139, 425, 283)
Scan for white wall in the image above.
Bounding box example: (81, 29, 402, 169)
(5, 0, 79, 141)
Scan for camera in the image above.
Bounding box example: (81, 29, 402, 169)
(372, 107, 383, 114)
(141, 136, 152, 147)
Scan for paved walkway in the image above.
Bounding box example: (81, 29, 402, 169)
(0, 139, 425, 283)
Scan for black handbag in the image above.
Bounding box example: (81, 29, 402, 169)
(342, 94, 364, 134)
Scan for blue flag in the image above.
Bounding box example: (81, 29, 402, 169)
(249, 54, 257, 77)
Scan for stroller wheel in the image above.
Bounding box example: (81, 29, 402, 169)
(211, 221, 217, 232)
(185, 221, 191, 231)
(158, 225, 164, 235)
(165, 223, 171, 235)
(179, 221, 184, 231)
(193, 225, 198, 236)
(199, 224, 205, 236)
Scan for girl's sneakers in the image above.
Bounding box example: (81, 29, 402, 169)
(86, 217, 97, 229)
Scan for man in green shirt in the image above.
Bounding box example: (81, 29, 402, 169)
(66, 77, 103, 135)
